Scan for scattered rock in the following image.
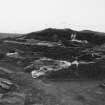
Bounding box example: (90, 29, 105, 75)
(99, 82, 105, 89)
(25, 57, 71, 78)
(0, 92, 25, 105)
(0, 78, 13, 90)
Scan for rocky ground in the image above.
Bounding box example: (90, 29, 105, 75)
(0, 28, 105, 105)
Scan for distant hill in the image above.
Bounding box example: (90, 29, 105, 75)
(1, 28, 105, 45)
(17, 28, 105, 45)
(0, 33, 22, 39)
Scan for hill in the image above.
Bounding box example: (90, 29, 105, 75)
(0, 33, 22, 39)
(1, 28, 105, 105)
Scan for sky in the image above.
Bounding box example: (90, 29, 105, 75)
(0, 0, 105, 33)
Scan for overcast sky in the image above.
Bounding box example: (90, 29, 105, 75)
(0, 0, 105, 33)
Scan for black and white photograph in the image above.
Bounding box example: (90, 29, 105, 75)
(0, 0, 105, 105)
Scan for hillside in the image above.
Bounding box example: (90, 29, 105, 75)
(0, 33, 22, 39)
(0, 28, 105, 105)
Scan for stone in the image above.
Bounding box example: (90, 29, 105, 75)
(29, 57, 71, 78)
(0, 78, 13, 90)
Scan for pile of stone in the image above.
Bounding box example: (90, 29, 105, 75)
(0, 78, 14, 90)
(25, 57, 71, 78)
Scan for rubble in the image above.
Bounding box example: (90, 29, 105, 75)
(6, 50, 25, 59)
(0, 92, 25, 105)
(25, 57, 71, 78)
(26, 57, 97, 78)
(4, 38, 64, 48)
(0, 78, 13, 90)
(6, 52, 19, 57)
(31, 70, 45, 78)
(71, 33, 88, 44)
